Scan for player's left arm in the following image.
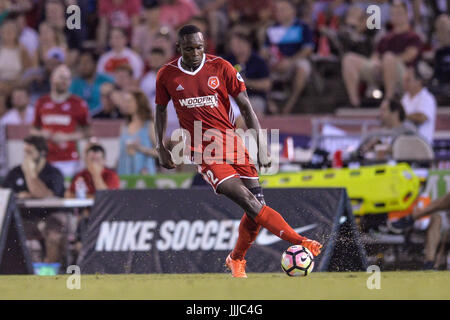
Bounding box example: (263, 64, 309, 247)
(233, 91, 271, 168)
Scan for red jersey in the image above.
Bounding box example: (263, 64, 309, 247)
(69, 167, 120, 196)
(155, 54, 247, 163)
(33, 94, 90, 162)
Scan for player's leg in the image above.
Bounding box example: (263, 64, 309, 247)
(216, 177, 322, 256)
(229, 178, 263, 261)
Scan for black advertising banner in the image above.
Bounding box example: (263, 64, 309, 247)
(0, 189, 34, 274)
(79, 188, 367, 274)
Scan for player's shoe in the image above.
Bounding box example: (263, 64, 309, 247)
(225, 254, 247, 278)
(301, 239, 323, 256)
(387, 215, 414, 234)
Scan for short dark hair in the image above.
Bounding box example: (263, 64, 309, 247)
(24, 135, 48, 155)
(79, 49, 99, 63)
(388, 99, 406, 122)
(178, 24, 202, 40)
(86, 144, 106, 156)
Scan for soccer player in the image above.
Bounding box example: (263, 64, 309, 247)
(155, 25, 322, 278)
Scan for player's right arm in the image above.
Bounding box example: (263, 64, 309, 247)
(155, 68, 175, 169)
(155, 103, 175, 169)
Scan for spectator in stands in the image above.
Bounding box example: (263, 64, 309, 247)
(34, 21, 67, 68)
(0, 86, 34, 125)
(0, 16, 31, 96)
(30, 64, 91, 178)
(70, 50, 115, 116)
(430, 14, 450, 96)
(227, 0, 273, 28)
(16, 12, 39, 61)
(342, 1, 423, 107)
(401, 67, 437, 145)
(93, 83, 125, 119)
(262, 0, 314, 114)
(225, 32, 272, 117)
(132, 0, 176, 59)
(194, 0, 228, 53)
(158, 0, 200, 30)
(140, 47, 178, 138)
(97, 27, 144, 80)
(96, 0, 142, 52)
(355, 98, 419, 160)
(42, 0, 83, 68)
(65, 143, 120, 258)
(319, 5, 376, 58)
(114, 64, 137, 92)
(117, 90, 158, 175)
(388, 192, 450, 270)
(1, 135, 66, 266)
(66, 143, 120, 199)
(141, 48, 171, 102)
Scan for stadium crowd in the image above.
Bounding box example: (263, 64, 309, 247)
(0, 0, 449, 271)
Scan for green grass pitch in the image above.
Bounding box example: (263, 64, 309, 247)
(1, 271, 449, 300)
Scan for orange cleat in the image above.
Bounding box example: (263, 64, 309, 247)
(225, 254, 248, 278)
(301, 239, 323, 256)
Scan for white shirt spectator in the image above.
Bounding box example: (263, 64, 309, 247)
(140, 70, 178, 139)
(0, 105, 35, 125)
(19, 27, 39, 58)
(97, 48, 144, 80)
(401, 87, 437, 144)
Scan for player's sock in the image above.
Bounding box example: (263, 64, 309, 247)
(254, 205, 307, 245)
(231, 213, 261, 260)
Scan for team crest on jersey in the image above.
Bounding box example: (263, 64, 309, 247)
(207, 76, 220, 90)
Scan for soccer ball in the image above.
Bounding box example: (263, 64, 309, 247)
(281, 245, 314, 276)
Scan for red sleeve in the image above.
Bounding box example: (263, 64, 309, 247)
(104, 170, 120, 189)
(76, 99, 90, 126)
(33, 99, 42, 128)
(222, 59, 246, 98)
(155, 68, 171, 106)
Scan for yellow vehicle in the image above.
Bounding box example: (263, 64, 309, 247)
(260, 163, 420, 215)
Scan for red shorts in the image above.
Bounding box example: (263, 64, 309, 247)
(199, 162, 259, 193)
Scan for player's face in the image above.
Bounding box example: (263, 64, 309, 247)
(179, 32, 205, 68)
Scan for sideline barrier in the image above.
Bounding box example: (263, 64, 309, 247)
(78, 188, 367, 274)
(260, 163, 420, 215)
(0, 189, 33, 274)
